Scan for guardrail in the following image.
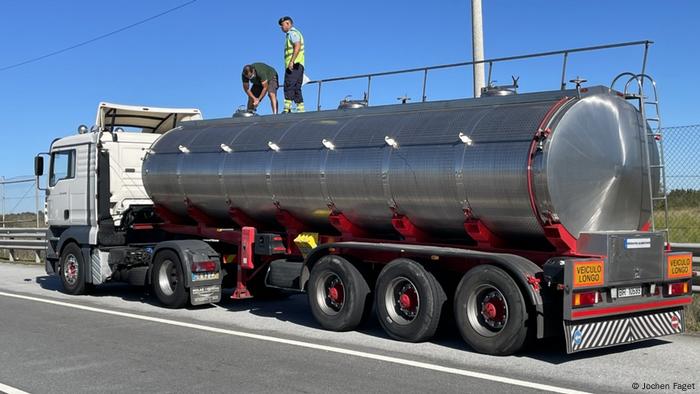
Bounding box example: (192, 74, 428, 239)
(0, 227, 47, 263)
(671, 243, 700, 263)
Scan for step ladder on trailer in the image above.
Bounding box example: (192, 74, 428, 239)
(611, 73, 669, 241)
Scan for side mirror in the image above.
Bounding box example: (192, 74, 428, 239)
(35, 153, 49, 191)
(34, 155, 44, 176)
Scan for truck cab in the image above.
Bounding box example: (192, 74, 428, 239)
(36, 103, 204, 295)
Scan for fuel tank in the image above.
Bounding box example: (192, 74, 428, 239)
(142, 86, 657, 247)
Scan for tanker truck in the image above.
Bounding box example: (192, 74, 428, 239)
(34, 73, 693, 356)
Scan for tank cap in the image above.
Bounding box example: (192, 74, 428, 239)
(338, 95, 368, 110)
(233, 106, 258, 118)
(481, 76, 519, 97)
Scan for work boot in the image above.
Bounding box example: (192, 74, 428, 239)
(296, 102, 305, 113)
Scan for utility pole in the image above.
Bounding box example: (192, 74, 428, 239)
(471, 0, 485, 97)
(1, 176, 4, 228)
(35, 180, 40, 227)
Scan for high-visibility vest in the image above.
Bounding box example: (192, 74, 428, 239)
(285, 27, 305, 66)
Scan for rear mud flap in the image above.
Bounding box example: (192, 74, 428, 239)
(190, 284, 221, 306)
(564, 308, 684, 353)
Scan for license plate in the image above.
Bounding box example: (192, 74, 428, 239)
(617, 286, 642, 298)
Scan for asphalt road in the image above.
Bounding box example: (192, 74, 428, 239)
(0, 262, 698, 394)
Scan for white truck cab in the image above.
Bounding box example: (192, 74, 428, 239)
(35, 103, 202, 290)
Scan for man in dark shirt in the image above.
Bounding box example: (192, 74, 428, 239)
(242, 62, 279, 114)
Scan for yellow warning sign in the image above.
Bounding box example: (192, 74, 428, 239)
(573, 260, 604, 287)
(667, 254, 692, 279)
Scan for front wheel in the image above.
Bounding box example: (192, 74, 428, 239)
(59, 243, 90, 295)
(307, 255, 372, 331)
(152, 250, 189, 308)
(453, 265, 531, 356)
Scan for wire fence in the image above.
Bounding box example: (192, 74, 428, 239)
(0, 176, 44, 261)
(661, 125, 700, 243)
(0, 176, 44, 228)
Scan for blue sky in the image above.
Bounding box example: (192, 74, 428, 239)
(1, 0, 699, 182)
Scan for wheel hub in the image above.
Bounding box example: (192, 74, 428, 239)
(480, 292, 506, 328)
(483, 302, 497, 319)
(388, 280, 419, 323)
(398, 293, 412, 309)
(158, 259, 178, 297)
(398, 286, 417, 311)
(326, 277, 344, 309)
(64, 255, 78, 285)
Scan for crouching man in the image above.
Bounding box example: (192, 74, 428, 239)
(242, 62, 279, 114)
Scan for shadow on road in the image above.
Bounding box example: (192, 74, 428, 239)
(518, 337, 670, 364)
(37, 274, 164, 309)
(34, 274, 673, 362)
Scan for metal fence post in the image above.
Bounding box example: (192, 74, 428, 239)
(422, 69, 428, 102)
(366, 76, 372, 105)
(1, 176, 4, 228)
(560, 52, 569, 90)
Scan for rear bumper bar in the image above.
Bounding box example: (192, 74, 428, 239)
(571, 296, 692, 319)
(564, 308, 685, 353)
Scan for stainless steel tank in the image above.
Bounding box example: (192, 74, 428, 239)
(142, 86, 657, 246)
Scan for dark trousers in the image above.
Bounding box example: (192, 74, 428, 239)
(284, 63, 304, 103)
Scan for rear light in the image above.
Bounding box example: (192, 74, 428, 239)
(573, 291, 600, 307)
(651, 284, 660, 296)
(667, 281, 689, 296)
(191, 261, 217, 273)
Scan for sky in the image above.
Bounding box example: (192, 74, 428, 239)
(0, 0, 699, 184)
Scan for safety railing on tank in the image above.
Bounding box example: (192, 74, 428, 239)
(305, 40, 653, 111)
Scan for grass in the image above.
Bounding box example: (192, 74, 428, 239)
(655, 189, 700, 243)
(686, 294, 700, 333)
(654, 207, 700, 243)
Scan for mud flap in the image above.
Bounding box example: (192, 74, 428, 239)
(190, 284, 221, 306)
(564, 308, 684, 353)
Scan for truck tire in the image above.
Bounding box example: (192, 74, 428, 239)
(152, 250, 189, 309)
(453, 265, 530, 356)
(59, 243, 89, 295)
(308, 255, 371, 331)
(375, 258, 446, 342)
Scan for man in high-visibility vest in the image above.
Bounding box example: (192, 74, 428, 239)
(278, 16, 305, 113)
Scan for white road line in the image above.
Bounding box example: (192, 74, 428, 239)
(0, 290, 589, 394)
(0, 382, 31, 394)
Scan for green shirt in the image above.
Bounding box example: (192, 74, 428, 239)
(242, 62, 277, 86)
